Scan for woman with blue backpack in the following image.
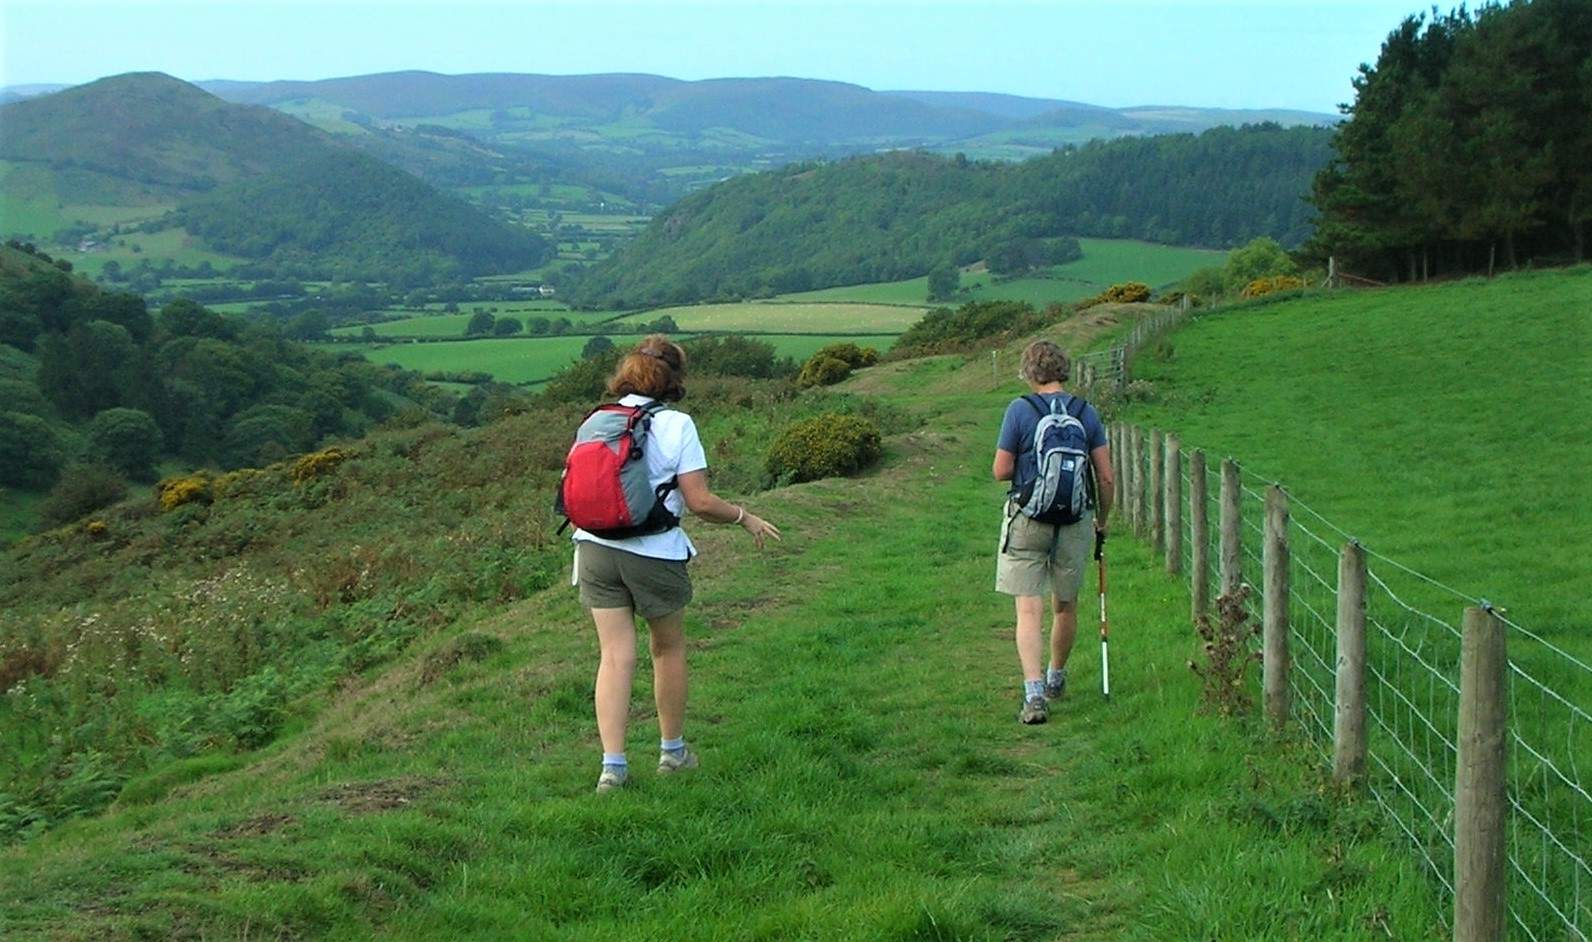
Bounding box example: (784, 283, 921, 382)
(557, 336, 781, 792)
(992, 340, 1113, 724)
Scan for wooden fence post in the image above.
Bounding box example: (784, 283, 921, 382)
(1133, 426, 1146, 537)
(1114, 423, 1127, 512)
(1189, 449, 1209, 620)
(1454, 606, 1508, 942)
(1219, 458, 1242, 596)
(1120, 426, 1135, 533)
(1333, 541, 1367, 784)
(1164, 434, 1182, 574)
(1149, 430, 1164, 553)
(1263, 484, 1290, 730)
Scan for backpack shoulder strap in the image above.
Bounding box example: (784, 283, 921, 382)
(1019, 394, 1047, 417)
(1065, 394, 1088, 419)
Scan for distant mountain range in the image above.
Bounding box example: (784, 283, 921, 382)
(2, 71, 1337, 191)
(0, 70, 1337, 284)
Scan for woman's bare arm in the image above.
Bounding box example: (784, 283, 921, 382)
(993, 448, 1016, 482)
(677, 469, 781, 548)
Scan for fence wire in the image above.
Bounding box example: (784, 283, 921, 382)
(1150, 436, 1590, 939)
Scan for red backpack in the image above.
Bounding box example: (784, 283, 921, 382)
(555, 400, 680, 538)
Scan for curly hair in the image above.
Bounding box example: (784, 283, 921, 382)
(608, 335, 688, 401)
(1019, 340, 1070, 385)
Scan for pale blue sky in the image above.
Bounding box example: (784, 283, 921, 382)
(1, 0, 1425, 112)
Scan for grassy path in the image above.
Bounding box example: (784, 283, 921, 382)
(1, 378, 1441, 939)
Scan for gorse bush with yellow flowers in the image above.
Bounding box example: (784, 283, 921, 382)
(765, 413, 883, 484)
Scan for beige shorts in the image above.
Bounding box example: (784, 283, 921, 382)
(575, 541, 693, 619)
(996, 504, 1094, 601)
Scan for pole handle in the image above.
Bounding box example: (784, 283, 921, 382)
(1094, 529, 1107, 561)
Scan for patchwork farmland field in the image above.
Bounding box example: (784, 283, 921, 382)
(611, 302, 926, 334)
(330, 307, 624, 339)
(339, 332, 898, 385)
(779, 238, 1224, 306)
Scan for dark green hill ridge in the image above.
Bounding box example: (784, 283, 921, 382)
(570, 123, 1333, 308)
(0, 73, 549, 276)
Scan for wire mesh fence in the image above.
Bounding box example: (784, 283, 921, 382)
(1124, 428, 1590, 939)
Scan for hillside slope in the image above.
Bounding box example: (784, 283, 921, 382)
(0, 308, 1440, 939)
(0, 74, 549, 276)
(1122, 268, 1592, 640)
(570, 124, 1330, 308)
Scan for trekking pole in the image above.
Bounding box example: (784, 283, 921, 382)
(1095, 529, 1110, 700)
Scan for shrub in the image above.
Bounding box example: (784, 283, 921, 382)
(893, 300, 1049, 355)
(1100, 282, 1152, 304)
(796, 354, 853, 388)
(0, 411, 64, 489)
(765, 413, 882, 483)
(541, 348, 620, 404)
(0, 379, 51, 419)
(683, 335, 784, 378)
(1224, 236, 1298, 292)
(811, 342, 878, 368)
(291, 447, 352, 484)
(1241, 275, 1306, 298)
(156, 472, 213, 511)
(88, 407, 163, 481)
(40, 465, 128, 526)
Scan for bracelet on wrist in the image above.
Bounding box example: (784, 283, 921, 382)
(734, 506, 746, 525)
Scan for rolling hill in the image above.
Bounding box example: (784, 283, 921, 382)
(0, 73, 549, 277)
(569, 123, 1332, 308)
(196, 71, 1338, 194)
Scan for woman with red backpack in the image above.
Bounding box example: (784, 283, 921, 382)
(559, 336, 781, 793)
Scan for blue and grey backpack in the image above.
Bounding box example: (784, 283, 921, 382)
(1012, 394, 1094, 525)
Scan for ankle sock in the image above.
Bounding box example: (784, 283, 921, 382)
(1047, 666, 1067, 687)
(660, 737, 685, 757)
(1023, 679, 1045, 700)
(601, 753, 627, 776)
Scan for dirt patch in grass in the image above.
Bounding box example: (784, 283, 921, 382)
(214, 812, 298, 839)
(319, 776, 445, 814)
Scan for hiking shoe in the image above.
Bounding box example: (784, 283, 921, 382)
(1019, 696, 1049, 725)
(657, 746, 699, 775)
(595, 768, 627, 794)
(1045, 670, 1067, 701)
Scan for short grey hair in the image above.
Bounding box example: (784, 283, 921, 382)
(1019, 340, 1069, 384)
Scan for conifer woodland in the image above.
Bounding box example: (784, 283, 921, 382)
(1307, 0, 1592, 279)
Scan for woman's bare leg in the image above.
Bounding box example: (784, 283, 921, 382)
(1049, 598, 1078, 670)
(647, 609, 688, 741)
(1015, 595, 1046, 682)
(591, 607, 638, 755)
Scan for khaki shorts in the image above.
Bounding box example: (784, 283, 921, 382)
(575, 541, 693, 619)
(996, 504, 1094, 601)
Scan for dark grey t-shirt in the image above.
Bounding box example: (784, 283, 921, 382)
(997, 392, 1108, 490)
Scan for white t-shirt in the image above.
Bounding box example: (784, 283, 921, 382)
(572, 394, 708, 561)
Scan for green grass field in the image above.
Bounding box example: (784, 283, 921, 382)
(331, 307, 624, 340)
(338, 333, 896, 384)
(67, 227, 242, 277)
(1122, 267, 1592, 642)
(0, 321, 1443, 937)
(613, 302, 926, 334)
(0, 160, 175, 239)
(341, 337, 624, 385)
(779, 239, 1225, 307)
